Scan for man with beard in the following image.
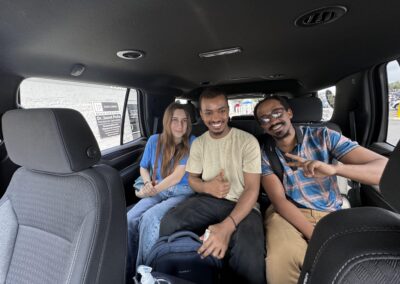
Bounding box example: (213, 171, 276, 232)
(254, 95, 388, 284)
(160, 88, 265, 284)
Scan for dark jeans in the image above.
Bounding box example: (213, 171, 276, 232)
(160, 194, 266, 284)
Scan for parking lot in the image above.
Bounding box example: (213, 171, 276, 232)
(388, 110, 400, 145)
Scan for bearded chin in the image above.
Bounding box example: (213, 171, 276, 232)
(274, 130, 290, 140)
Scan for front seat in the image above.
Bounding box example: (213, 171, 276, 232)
(0, 108, 127, 284)
(298, 140, 400, 284)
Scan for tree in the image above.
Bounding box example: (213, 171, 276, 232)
(389, 81, 400, 91)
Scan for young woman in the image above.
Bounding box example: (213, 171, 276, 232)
(126, 102, 195, 282)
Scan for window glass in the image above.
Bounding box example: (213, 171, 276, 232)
(386, 60, 400, 146)
(228, 98, 264, 117)
(317, 86, 336, 121)
(20, 78, 141, 151)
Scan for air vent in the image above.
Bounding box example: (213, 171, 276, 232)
(295, 6, 347, 27)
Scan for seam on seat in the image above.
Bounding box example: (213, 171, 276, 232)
(73, 171, 100, 284)
(66, 208, 96, 284)
(1, 198, 19, 283)
(309, 227, 400, 279)
(18, 224, 72, 244)
(92, 165, 126, 284)
(332, 253, 400, 283)
(92, 166, 113, 284)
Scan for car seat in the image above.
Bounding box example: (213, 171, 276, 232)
(0, 108, 127, 284)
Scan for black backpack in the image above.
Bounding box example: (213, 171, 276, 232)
(145, 231, 223, 284)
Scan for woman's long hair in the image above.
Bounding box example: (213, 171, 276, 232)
(157, 103, 192, 178)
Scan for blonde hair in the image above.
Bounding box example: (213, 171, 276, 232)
(156, 103, 192, 178)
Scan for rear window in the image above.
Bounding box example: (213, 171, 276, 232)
(228, 98, 264, 117)
(317, 86, 336, 121)
(19, 78, 141, 151)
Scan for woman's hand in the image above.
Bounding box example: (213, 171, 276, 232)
(135, 181, 158, 198)
(143, 181, 159, 197)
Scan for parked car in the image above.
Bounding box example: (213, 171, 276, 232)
(0, 1, 400, 284)
(391, 99, 400, 110)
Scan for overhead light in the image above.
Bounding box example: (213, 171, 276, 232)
(116, 50, 145, 60)
(199, 47, 242, 58)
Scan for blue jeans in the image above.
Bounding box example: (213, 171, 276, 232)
(126, 184, 193, 283)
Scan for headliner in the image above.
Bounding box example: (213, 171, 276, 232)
(0, 0, 399, 94)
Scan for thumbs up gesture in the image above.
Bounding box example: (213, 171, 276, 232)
(206, 169, 230, 199)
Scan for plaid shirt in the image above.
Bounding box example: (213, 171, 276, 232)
(261, 126, 359, 212)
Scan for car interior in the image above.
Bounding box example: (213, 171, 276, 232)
(1, 1, 400, 283)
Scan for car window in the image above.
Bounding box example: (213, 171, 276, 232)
(317, 86, 336, 121)
(228, 98, 264, 117)
(20, 78, 141, 151)
(386, 60, 400, 146)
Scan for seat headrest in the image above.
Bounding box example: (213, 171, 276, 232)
(289, 97, 322, 122)
(2, 108, 101, 174)
(185, 102, 198, 124)
(380, 139, 400, 212)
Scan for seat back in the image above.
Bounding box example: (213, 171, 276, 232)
(0, 108, 127, 284)
(298, 139, 400, 284)
(289, 96, 341, 132)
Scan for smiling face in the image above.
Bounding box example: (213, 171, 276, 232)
(256, 98, 294, 140)
(170, 108, 188, 142)
(200, 94, 230, 138)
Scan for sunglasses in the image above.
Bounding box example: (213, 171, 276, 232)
(258, 108, 285, 125)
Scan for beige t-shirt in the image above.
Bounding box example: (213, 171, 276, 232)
(186, 127, 261, 202)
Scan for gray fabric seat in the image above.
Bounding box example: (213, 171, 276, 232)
(0, 108, 127, 284)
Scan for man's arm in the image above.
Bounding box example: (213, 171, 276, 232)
(197, 172, 260, 259)
(188, 171, 230, 198)
(286, 146, 388, 185)
(336, 146, 388, 185)
(153, 165, 186, 192)
(136, 165, 187, 198)
(135, 167, 156, 198)
(262, 174, 315, 240)
(227, 172, 260, 229)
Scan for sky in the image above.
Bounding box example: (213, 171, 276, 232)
(387, 61, 400, 83)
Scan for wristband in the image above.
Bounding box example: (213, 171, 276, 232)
(228, 215, 237, 229)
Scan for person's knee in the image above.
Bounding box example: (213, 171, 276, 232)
(141, 209, 160, 223)
(266, 242, 304, 283)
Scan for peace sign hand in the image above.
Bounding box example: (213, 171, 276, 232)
(285, 153, 337, 178)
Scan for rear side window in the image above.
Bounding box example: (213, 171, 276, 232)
(20, 78, 141, 151)
(386, 60, 400, 146)
(317, 86, 336, 121)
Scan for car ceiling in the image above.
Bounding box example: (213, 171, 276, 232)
(1, 0, 400, 95)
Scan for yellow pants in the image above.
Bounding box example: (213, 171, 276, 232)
(265, 206, 329, 284)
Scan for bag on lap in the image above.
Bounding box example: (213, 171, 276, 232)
(145, 231, 223, 284)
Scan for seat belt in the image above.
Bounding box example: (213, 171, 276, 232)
(347, 111, 362, 207)
(259, 134, 307, 209)
(349, 111, 357, 141)
(259, 134, 283, 182)
(152, 117, 159, 135)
